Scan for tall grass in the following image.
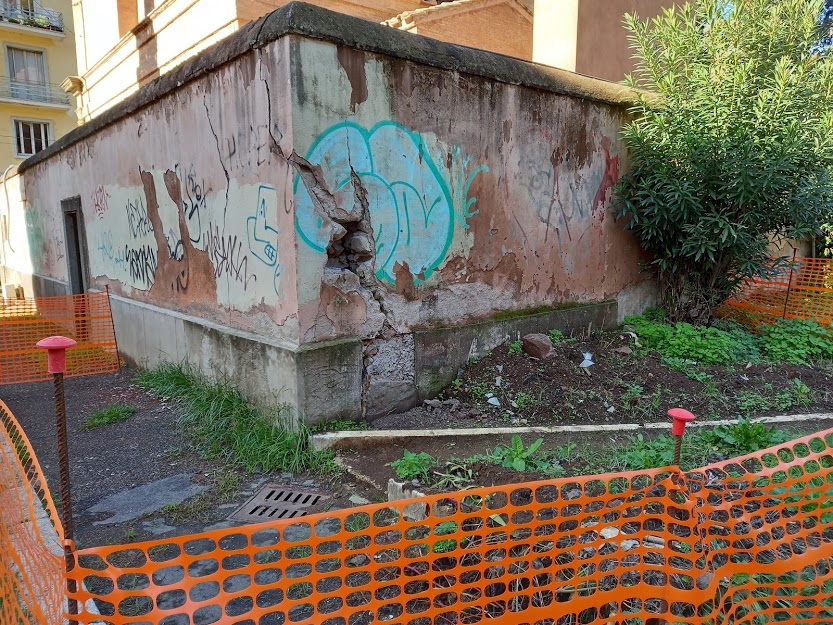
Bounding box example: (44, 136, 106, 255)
(134, 363, 332, 474)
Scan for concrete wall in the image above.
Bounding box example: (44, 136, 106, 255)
(4, 3, 654, 422)
(533, 0, 676, 82)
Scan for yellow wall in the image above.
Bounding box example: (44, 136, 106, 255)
(0, 0, 77, 168)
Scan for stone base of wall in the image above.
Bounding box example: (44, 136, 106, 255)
(1, 268, 70, 298)
(108, 294, 362, 426)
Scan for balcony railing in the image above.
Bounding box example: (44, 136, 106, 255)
(0, 77, 69, 105)
(0, 2, 63, 33)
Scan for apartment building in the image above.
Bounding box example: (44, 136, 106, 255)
(0, 0, 76, 169)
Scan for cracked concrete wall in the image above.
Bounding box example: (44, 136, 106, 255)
(11, 38, 301, 343)
(4, 20, 653, 420)
(288, 38, 653, 415)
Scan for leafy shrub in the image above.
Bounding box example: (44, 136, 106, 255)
(696, 418, 789, 456)
(391, 450, 437, 481)
(759, 320, 833, 364)
(616, 1, 833, 320)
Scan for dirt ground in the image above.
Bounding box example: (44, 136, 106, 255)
(0, 368, 377, 548)
(370, 331, 833, 430)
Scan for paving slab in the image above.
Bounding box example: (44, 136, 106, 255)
(87, 473, 208, 525)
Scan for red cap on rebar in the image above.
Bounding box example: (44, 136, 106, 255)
(36, 336, 77, 374)
(668, 407, 695, 436)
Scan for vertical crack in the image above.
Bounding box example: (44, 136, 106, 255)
(203, 97, 230, 232)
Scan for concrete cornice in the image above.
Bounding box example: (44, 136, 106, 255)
(20, 1, 641, 173)
(385, 0, 533, 29)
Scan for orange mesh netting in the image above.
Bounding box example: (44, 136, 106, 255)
(720, 257, 833, 326)
(0, 399, 64, 625)
(0, 291, 119, 385)
(60, 429, 833, 625)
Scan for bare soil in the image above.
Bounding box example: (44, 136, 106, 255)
(370, 332, 833, 430)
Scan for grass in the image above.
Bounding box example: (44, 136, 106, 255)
(80, 402, 136, 431)
(134, 362, 335, 474)
(160, 492, 213, 525)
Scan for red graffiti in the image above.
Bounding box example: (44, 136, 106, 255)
(92, 185, 109, 219)
(592, 138, 619, 216)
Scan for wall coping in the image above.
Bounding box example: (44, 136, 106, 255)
(20, 1, 641, 173)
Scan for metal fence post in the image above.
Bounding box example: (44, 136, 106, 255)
(36, 335, 78, 624)
(668, 407, 696, 467)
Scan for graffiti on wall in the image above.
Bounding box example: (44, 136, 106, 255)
(247, 185, 281, 294)
(526, 133, 621, 248)
(294, 121, 488, 284)
(88, 168, 285, 305)
(91, 185, 109, 219)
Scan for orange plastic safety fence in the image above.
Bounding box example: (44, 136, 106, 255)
(60, 430, 833, 625)
(720, 257, 833, 326)
(0, 291, 119, 385)
(0, 399, 64, 625)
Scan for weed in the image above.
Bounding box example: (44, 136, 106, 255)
(432, 459, 474, 490)
(615, 434, 675, 469)
(391, 450, 437, 481)
(123, 528, 137, 542)
(164, 446, 184, 460)
(759, 320, 833, 364)
(784, 378, 813, 408)
(513, 391, 536, 410)
(215, 472, 243, 503)
(547, 329, 564, 344)
(733, 390, 772, 416)
(81, 403, 136, 431)
(134, 363, 334, 474)
(451, 378, 463, 393)
(160, 492, 213, 525)
(489, 435, 543, 472)
(620, 384, 644, 408)
(696, 418, 789, 456)
(508, 340, 523, 356)
(311, 419, 368, 433)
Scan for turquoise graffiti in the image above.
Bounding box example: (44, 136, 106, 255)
(294, 121, 488, 284)
(246, 185, 281, 294)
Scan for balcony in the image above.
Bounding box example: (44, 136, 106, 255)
(0, 2, 63, 34)
(0, 77, 70, 106)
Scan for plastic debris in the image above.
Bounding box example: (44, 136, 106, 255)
(487, 397, 501, 407)
(579, 352, 594, 368)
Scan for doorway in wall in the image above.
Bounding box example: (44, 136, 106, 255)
(61, 196, 87, 295)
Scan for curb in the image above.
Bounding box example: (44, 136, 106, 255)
(310, 412, 833, 451)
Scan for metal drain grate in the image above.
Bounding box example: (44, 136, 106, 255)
(228, 485, 328, 522)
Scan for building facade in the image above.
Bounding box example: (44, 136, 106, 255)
(70, 0, 535, 123)
(0, 0, 76, 170)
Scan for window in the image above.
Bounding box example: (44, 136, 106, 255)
(13, 119, 49, 157)
(6, 46, 47, 101)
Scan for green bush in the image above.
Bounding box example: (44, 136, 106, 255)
(616, 0, 833, 320)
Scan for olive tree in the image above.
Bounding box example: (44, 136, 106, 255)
(615, 0, 833, 321)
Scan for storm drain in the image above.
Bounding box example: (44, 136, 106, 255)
(228, 485, 328, 522)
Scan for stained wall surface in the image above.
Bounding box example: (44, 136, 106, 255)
(2, 4, 653, 419)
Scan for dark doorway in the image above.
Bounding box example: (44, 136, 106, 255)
(62, 197, 88, 295)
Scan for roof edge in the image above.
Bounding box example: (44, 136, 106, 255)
(20, 1, 639, 173)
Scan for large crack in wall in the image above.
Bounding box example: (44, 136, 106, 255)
(288, 153, 407, 418)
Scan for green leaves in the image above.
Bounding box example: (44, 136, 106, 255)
(617, 0, 833, 318)
(391, 450, 437, 481)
